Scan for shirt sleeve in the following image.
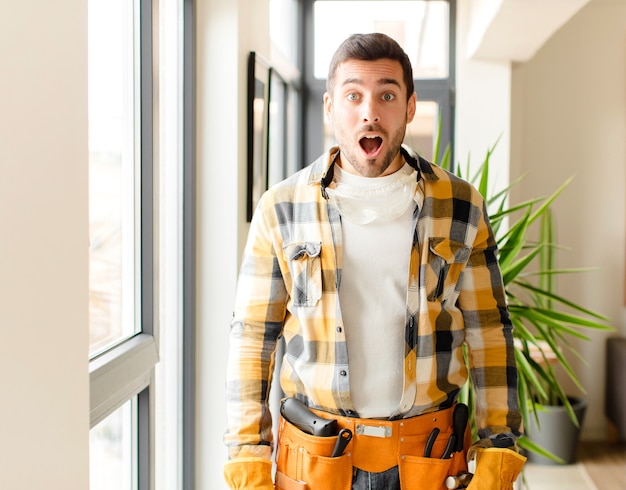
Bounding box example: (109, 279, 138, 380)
(223, 196, 288, 460)
(459, 197, 523, 439)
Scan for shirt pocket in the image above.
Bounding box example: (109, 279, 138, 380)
(426, 238, 471, 303)
(283, 241, 323, 307)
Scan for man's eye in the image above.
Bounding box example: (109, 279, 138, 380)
(382, 93, 395, 101)
(347, 93, 359, 101)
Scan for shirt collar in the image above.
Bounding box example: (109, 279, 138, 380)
(317, 145, 434, 200)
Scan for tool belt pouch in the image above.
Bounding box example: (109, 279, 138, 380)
(276, 416, 353, 490)
(398, 436, 468, 490)
(466, 448, 527, 490)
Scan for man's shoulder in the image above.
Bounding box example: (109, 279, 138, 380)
(406, 150, 482, 204)
(260, 153, 328, 210)
(274, 152, 326, 185)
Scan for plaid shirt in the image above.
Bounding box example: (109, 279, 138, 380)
(225, 146, 521, 460)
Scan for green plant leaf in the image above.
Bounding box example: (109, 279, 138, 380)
(516, 305, 612, 331)
(517, 436, 566, 464)
(490, 197, 544, 222)
(501, 245, 544, 285)
(526, 176, 574, 226)
(433, 114, 443, 167)
(513, 281, 612, 322)
(515, 348, 548, 400)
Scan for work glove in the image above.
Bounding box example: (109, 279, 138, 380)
(466, 429, 520, 463)
(466, 448, 526, 490)
(223, 457, 274, 490)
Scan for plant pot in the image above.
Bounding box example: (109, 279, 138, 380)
(526, 397, 587, 465)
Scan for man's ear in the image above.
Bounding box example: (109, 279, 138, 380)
(323, 92, 333, 121)
(406, 92, 417, 124)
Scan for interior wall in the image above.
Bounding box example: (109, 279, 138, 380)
(511, 0, 626, 440)
(456, 1, 511, 197)
(194, 0, 268, 488)
(0, 1, 89, 489)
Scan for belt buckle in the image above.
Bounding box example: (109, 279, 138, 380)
(355, 424, 392, 438)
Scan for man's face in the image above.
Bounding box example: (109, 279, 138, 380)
(324, 58, 416, 178)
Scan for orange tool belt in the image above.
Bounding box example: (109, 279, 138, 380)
(276, 404, 471, 490)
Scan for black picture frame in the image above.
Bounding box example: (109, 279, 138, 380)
(247, 52, 270, 222)
(267, 67, 288, 188)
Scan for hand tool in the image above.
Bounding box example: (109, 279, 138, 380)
(445, 473, 473, 489)
(452, 403, 469, 453)
(330, 428, 352, 457)
(423, 427, 440, 457)
(441, 434, 456, 459)
(280, 397, 338, 436)
(436, 403, 469, 459)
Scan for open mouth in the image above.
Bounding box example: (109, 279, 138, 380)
(359, 135, 383, 157)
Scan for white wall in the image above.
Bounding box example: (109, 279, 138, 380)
(456, 1, 511, 198)
(510, 0, 626, 439)
(194, 0, 268, 488)
(0, 2, 89, 489)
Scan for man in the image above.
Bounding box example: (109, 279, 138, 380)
(224, 33, 525, 490)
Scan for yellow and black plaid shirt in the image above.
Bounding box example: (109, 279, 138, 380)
(225, 146, 521, 460)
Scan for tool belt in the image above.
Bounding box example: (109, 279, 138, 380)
(276, 404, 471, 490)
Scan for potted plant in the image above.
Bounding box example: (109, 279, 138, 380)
(432, 136, 613, 464)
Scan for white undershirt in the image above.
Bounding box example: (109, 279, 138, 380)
(333, 163, 416, 418)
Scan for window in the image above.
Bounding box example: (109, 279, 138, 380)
(88, 0, 141, 358)
(89, 398, 135, 490)
(270, 0, 304, 173)
(303, 0, 456, 164)
(313, 1, 450, 80)
(88, 0, 190, 488)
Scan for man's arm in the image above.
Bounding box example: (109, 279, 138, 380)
(459, 197, 522, 441)
(223, 198, 288, 488)
(457, 196, 527, 489)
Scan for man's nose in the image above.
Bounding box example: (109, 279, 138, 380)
(361, 97, 380, 123)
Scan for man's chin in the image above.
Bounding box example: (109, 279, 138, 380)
(355, 158, 390, 178)
(338, 147, 394, 177)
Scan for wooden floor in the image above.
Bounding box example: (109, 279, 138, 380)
(578, 441, 626, 489)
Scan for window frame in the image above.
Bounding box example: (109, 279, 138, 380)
(182, 0, 196, 488)
(88, 0, 157, 488)
(88, 0, 194, 488)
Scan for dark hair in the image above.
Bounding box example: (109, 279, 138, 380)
(326, 33, 414, 100)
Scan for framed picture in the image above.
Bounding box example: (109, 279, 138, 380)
(267, 67, 288, 188)
(247, 51, 270, 221)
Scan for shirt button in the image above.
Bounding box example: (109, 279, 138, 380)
(336, 326, 342, 333)
(340, 370, 347, 376)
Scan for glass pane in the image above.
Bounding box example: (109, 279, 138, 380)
(404, 100, 438, 161)
(268, 74, 288, 187)
(314, 1, 449, 79)
(88, 0, 140, 356)
(90, 399, 135, 490)
(322, 100, 438, 161)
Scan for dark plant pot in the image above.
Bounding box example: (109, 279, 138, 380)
(526, 397, 587, 465)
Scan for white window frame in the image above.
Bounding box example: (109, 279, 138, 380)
(88, 1, 190, 489)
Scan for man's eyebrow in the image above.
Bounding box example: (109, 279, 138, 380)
(341, 77, 402, 88)
(379, 78, 402, 88)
